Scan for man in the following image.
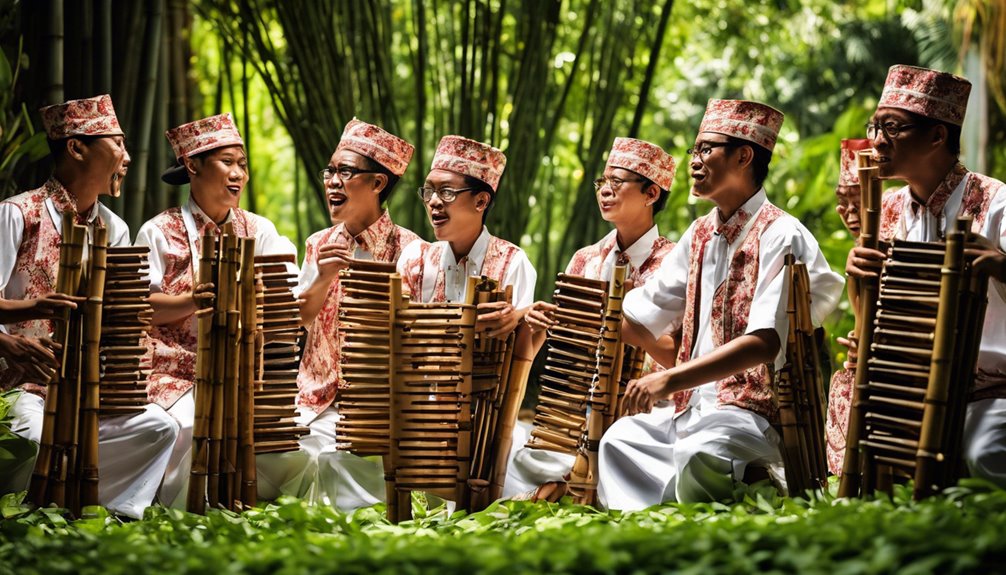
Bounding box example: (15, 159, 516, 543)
(0, 95, 179, 517)
(295, 118, 420, 510)
(504, 137, 677, 500)
(597, 99, 844, 510)
(845, 65, 1006, 486)
(825, 137, 870, 475)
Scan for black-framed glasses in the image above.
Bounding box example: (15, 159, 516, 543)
(686, 142, 735, 160)
(417, 186, 476, 204)
(318, 165, 380, 184)
(593, 176, 645, 192)
(865, 121, 917, 140)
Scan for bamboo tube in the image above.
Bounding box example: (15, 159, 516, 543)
(222, 236, 243, 507)
(913, 225, 964, 499)
(238, 239, 258, 507)
(79, 226, 108, 509)
(839, 160, 882, 497)
(188, 231, 217, 514)
(387, 275, 404, 523)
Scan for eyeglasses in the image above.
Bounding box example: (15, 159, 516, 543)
(417, 186, 476, 204)
(686, 142, 735, 160)
(318, 166, 380, 184)
(593, 176, 645, 192)
(865, 121, 917, 140)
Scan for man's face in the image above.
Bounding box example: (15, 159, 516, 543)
(869, 107, 936, 180)
(80, 135, 130, 197)
(595, 167, 654, 225)
(689, 132, 741, 204)
(422, 168, 489, 243)
(324, 149, 383, 226)
(835, 184, 861, 237)
(189, 145, 248, 212)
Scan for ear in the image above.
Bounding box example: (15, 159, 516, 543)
(372, 173, 388, 195)
(66, 138, 87, 162)
(735, 144, 755, 170)
(931, 123, 948, 151)
(643, 183, 661, 207)
(183, 156, 199, 175)
(475, 191, 492, 212)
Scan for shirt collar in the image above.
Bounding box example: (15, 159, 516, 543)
(339, 210, 396, 258)
(911, 162, 969, 218)
(714, 188, 765, 245)
(611, 225, 660, 268)
(187, 195, 234, 232)
(46, 176, 101, 224)
(444, 226, 492, 270)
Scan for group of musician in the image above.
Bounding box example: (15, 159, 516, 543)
(1, 63, 1005, 518)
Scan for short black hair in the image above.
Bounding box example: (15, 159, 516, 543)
(358, 155, 400, 205)
(725, 136, 773, 188)
(463, 174, 495, 224)
(47, 135, 101, 161)
(902, 109, 962, 156)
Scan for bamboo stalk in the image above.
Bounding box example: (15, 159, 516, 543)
(238, 239, 258, 507)
(79, 225, 108, 509)
(187, 231, 217, 514)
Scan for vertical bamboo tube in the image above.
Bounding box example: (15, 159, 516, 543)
(839, 157, 882, 498)
(187, 231, 217, 514)
(79, 225, 108, 508)
(914, 224, 965, 499)
(487, 327, 534, 502)
(386, 276, 404, 523)
(238, 239, 258, 506)
(454, 305, 477, 511)
(222, 236, 242, 508)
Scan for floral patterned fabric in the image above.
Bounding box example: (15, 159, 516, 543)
(825, 367, 855, 475)
(839, 139, 872, 187)
(605, 138, 676, 191)
(879, 65, 971, 126)
(698, 99, 785, 152)
(336, 119, 414, 176)
(39, 94, 123, 139)
(165, 113, 244, 160)
(295, 212, 420, 413)
(135, 200, 297, 409)
(673, 203, 785, 422)
(0, 177, 130, 394)
(430, 136, 507, 191)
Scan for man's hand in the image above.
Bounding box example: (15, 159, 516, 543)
(477, 300, 520, 339)
(317, 235, 354, 282)
(837, 329, 858, 369)
(191, 282, 216, 309)
(0, 333, 61, 385)
(523, 301, 557, 333)
(845, 245, 886, 279)
(621, 370, 672, 416)
(965, 234, 1006, 283)
(0, 293, 83, 323)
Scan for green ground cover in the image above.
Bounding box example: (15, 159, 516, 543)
(2, 480, 1005, 575)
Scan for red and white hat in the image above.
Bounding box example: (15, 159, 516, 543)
(165, 113, 244, 160)
(839, 138, 872, 186)
(878, 65, 971, 126)
(336, 118, 414, 177)
(39, 94, 124, 140)
(431, 136, 507, 192)
(698, 99, 784, 152)
(605, 137, 676, 191)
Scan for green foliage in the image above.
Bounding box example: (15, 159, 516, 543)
(2, 481, 1006, 574)
(0, 39, 49, 198)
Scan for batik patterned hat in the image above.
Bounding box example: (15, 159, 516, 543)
(165, 113, 245, 160)
(698, 99, 785, 152)
(878, 65, 971, 126)
(839, 138, 873, 186)
(605, 137, 676, 191)
(430, 136, 507, 191)
(39, 94, 124, 140)
(336, 118, 414, 177)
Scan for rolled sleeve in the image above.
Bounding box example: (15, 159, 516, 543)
(622, 227, 691, 341)
(505, 250, 537, 309)
(133, 222, 168, 293)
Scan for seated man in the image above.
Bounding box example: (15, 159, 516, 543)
(503, 136, 677, 499)
(597, 99, 844, 510)
(0, 96, 178, 518)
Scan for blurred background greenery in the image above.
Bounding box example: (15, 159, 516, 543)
(1, 0, 1004, 373)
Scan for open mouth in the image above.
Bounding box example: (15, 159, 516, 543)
(599, 201, 616, 211)
(431, 212, 449, 227)
(328, 192, 348, 209)
(226, 184, 242, 196)
(691, 171, 706, 183)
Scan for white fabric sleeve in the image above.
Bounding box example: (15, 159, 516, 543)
(133, 221, 169, 293)
(0, 203, 25, 294)
(504, 249, 537, 309)
(621, 223, 693, 340)
(294, 235, 320, 299)
(253, 216, 300, 276)
(99, 204, 131, 247)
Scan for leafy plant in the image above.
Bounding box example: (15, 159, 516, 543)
(0, 38, 48, 199)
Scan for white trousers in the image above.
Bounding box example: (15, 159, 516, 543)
(5, 392, 179, 518)
(964, 397, 1006, 487)
(159, 390, 314, 508)
(502, 420, 576, 498)
(597, 403, 782, 511)
(298, 405, 386, 511)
